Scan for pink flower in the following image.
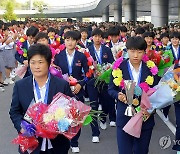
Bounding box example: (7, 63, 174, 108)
(113, 57, 123, 69)
(18, 49, 24, 55)
(16, 41, 22, 48)
(59, 44, 66, 51)
(150, 66, 158, 75)
(142, 54, 149, 63)
(139, 82, 150, 93)
(120, 79, 125, 89)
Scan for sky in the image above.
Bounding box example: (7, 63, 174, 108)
(16, 0, 94, 6)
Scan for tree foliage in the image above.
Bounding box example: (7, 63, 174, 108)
(3, 1, 17, 21)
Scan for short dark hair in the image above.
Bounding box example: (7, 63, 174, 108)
(64, 26, 71, 31)
(64, 31, 79, 41)
(0, 24, 3, 29)
(28, 44, 52, 67)
(126, 36, 147, 51)
(120, 26, 128, 32)
(108, 26, 120, 36)
(67, 18, 72, 23)
(47, 27, 56, 34)
(26, 26, 39, 37)
(35, 32, 48, 42)
(160, 33, 169, 40)
(80, 28, 88, 34)
(11, 20, 18, 26)
(135, 27, 145, 35)
(143, 31, 155, 39)
(91, 28, 103, 37)
(102, 32, 108, 39)
(170, 32, 180, 39)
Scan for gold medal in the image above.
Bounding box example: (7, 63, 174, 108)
(133, 98, 139, 106)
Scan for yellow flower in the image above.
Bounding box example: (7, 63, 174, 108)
(43, 113, 54, 124)
(145, 76, 154, 85)
(147, 60, 155, 68)
(23, 53, 27, 57)
(56, 37, 60, 42)
(20, 38, 25, 42)
(54, 108, 65, 121)
(176, 86, 180, 92)
(113, 77, 122, 86)
(112, 68, 122, 78)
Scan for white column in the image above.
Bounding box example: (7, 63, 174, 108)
(102, 6, 109, 22)
(151, 0, 169, 27)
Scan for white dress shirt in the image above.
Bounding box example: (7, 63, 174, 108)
(33, 77, 53, 151)
(4, 38, 14, 50)
(128, 61, 142, 85)
(111, 40, 119, 47)
(81, 39, 87, 48)
(172, 45, 179, 59)
(94, 46, 101, 63)
(66, 49, 75, 67)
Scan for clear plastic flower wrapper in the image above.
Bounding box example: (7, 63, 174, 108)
(12, 92, 92, 153)
(148, 65, 180, 114)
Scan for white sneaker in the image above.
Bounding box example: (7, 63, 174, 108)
(0, 87, 5, 92)
(71, 147, 80, 153)
(100, 122, 107, 130)
(84, 97, 90, 102)
(92, 136, 99, 143)
(98, 104, 102, 111)
(4, 78, 14, 85)
(110, 121, 116, 127)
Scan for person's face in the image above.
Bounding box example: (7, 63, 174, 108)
(93, 35, 102, 45)
(120, 32, 127, 37)
(110, 35, 119, 43)
(144, 37, 153, 46)
(100, 27, 105, 32)
(13, 25, 17, 30)
(128, 49, 144, 65)
(171, 37, 180, 46)
(48, 32, 55, 39)
(64, 28, 70, 34)
(92, 25, 97, 30)
(81, 31, 88, 40)
(27, 36, 35, 45)
(3, 29, 9, 36)
(65, 38, 77, 50)
(161, 37, 169, 45)
(136, 34, 143, 37)
(37, 38, 49, 46)
(29, 54, 49, 78)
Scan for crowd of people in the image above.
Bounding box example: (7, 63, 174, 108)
(0, 18, 179, 154)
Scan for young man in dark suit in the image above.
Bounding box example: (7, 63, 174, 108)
(54, 31, 89, 153)
(108, 36, 160, 154)
(87, 28, 116, 143)
(15, 26, 39, 78)
(10, 44, 73, 154)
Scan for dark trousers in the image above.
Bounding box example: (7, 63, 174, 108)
(117, 126, 153, 154)
(99, 87, 116, 123)
(173, 102, 180, 151)
(87, 84, 100, 136)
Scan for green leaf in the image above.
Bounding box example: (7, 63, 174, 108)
(83, 115, 92, 126)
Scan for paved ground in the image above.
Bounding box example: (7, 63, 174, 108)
(0, 81, 177, 154)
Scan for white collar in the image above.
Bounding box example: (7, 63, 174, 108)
(128, 60, 142, 73)
(33, 76, 49, 89)
(66, 49, 75, 56)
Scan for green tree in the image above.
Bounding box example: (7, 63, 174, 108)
(3, 1, 17, 21)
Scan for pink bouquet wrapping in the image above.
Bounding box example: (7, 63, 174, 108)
(123, 89, 156, 138)
(15, 65, 28, 79)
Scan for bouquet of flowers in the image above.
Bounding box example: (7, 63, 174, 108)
(15, 65, 28, 79)
(110, 42, 128, 60)
(148, 65, 180, 113)
(16, 36, 28, 58)
(143, 49, 174, 76)
(12, 92, 93, 153)
(94, 63, 112, 86)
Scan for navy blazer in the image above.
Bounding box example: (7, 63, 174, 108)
(168, 44, 180, 68)
(54, 50, 89, 99)
(15, 40, 28, 64)
(108, 59, 160, 129)
(87, 44, 114, 86)
(9, 74, 73, 154)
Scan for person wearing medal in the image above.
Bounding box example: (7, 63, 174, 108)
(53, 31, 89, 153)
(108, 36, 160, 154)
(87, 28, 116, 143)
(9, 44, 73, 154)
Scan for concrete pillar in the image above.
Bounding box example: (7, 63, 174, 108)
(151, 0, 169, 27)
(102, 6, 109, 22)
(123, 0, 137, 22)
(76, 17, 82, 22)
(30, 0, 33, 10)
(114, 0, 122, 22)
